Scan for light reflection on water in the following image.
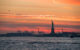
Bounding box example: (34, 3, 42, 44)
(0, 37, 80, 50)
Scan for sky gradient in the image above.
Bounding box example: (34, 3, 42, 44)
(0, 0, 80, 34)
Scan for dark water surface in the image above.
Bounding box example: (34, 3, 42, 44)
(0, 37, 80, 50)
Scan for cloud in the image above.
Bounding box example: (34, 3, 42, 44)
(0, 20, 80, 29)
(56, 0, 80, 5)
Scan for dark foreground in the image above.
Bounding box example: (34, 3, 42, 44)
(0, 37, 80, 50)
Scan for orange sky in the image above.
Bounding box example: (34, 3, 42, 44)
(56, 0, 80, 5)
(0, 0, 80, 34)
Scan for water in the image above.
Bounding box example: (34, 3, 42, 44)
(0, 37, 80, 50)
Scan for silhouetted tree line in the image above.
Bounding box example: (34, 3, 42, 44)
(0, 31, 80, 37)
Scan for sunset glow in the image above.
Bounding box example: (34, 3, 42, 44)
(0, 0, 80, 34)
